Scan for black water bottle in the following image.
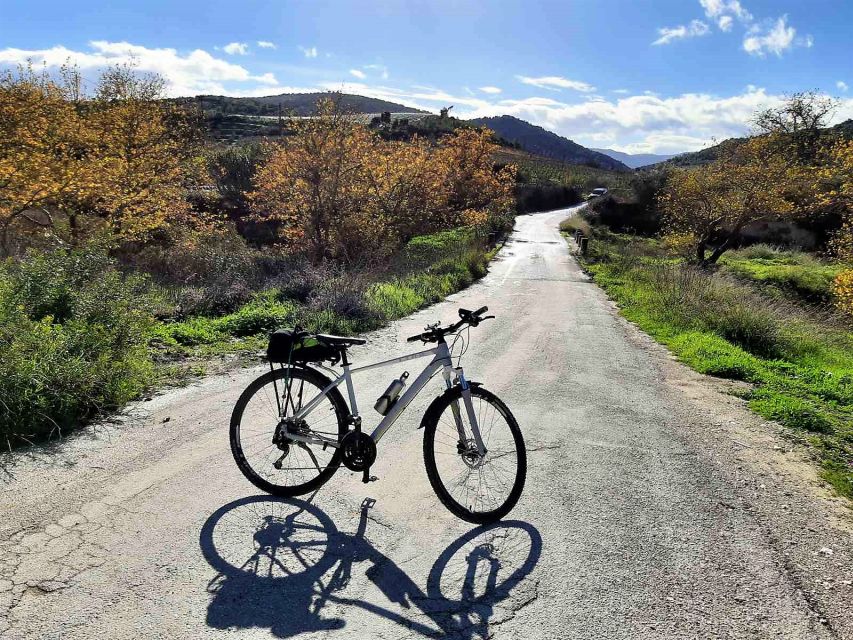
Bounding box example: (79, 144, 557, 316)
(374, 371, 409, 415)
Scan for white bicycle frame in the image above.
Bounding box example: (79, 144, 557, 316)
(283, 340, 486, 455)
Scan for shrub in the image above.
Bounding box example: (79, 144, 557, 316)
(122, 227, 271, 317)
(366, 282, 424, 320)
(559, 217, 592, 237)
(647, 264, 785, 357)
(307, 273, 376, 323)
(269, 258, 336, 303)
(0, 245, 154, 446)
(833, 268, 853, 317)
(732, 243, 781, 260)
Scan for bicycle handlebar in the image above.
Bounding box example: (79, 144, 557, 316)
(406, 306, 492, 343)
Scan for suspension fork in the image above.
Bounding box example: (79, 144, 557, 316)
(442, 365, 487, 456)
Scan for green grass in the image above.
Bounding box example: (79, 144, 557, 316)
(570, 230, 853, 500)
(720, 244, 843, 303)
(155, 228, 495, 360)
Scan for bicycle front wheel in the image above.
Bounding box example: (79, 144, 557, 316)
(230, 366, 348, 496)
(422, 386, 526, 524)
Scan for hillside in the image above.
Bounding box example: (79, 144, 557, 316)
(646, 118, 853, 169)
(468, 115, 631, 172)
(176, 92, 428, 117)
(591, 148, 676, 169)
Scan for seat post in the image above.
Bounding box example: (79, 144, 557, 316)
(340, 348, 349, 367)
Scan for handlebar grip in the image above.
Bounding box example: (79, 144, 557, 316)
(473, 306, 488, 316)
(406, 333, 424, 343)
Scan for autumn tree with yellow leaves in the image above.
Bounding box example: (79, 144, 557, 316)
(659, 134, 796, 265)
(249, 100, 515, 263)
(813, 138, 853, 315)
(0, 65, 201, 254)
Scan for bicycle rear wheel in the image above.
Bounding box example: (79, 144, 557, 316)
(422, 386, 526, 524)
(230, 366, 348, 496)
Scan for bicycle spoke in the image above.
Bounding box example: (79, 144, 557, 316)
(235, 370, 343, 491)
(428, 392, 522, 516)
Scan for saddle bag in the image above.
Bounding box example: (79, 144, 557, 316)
(267, 329, 339, 363)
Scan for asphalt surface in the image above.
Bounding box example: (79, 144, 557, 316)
(1, 206, 851, 639)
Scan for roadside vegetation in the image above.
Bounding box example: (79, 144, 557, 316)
(0, 65, 514, 448)
(564, 93, 853, 499)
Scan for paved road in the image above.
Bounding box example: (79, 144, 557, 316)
(1, 206, 851, 639)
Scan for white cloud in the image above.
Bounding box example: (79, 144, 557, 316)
(257, 41, 277, 49)
(743, 16, 797, 57)
(479, 86, 502, 94)
(699, 0, 752, 29)
(363, 64, 389, 80)
(460, 87, 798, 153)
(298, 46, 318, 58)
(0, 41, 278, 96)
(838, 81, 849, 93)
(222, 42, 249, 56)
(653, 20, 710, 46)
(515, 75, 595, 93)
(349, 69, 366, 79)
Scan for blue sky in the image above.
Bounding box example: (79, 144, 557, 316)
(1, 0, 851, 154)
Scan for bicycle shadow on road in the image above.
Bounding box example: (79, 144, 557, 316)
(199, 495, 541, 639)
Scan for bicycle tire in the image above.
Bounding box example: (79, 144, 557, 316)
(422, 385, 526, 524)
(230, 366, 349, 496)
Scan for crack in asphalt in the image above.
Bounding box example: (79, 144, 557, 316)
(0, 502, 115, 636)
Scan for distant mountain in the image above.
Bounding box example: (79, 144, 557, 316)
(468, 115, 631, 172)
(591, 148, 677, 169)
(176, 92, 428, 117)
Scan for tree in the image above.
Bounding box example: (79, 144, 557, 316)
(249, 98, 515, 263)
(0, 64, 202, 253)
(433, 128, 516, 232)
(753, 91, 837, 161)
(249, 100, 375, 261)
(0, 65, 89, 252)
(814, 138, 853, 316)
(659, 135, 795, 265)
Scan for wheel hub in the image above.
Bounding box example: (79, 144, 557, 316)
(273, 418, 308, 447)
(458, 439, 485, 469)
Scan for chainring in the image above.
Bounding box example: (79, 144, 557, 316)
(339, 431, 377, 472)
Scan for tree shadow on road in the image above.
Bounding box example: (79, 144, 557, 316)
(199, 495, 541, 639)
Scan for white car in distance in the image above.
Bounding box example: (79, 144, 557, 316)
(585, 187, 608, 200)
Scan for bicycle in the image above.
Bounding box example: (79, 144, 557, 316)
(229, 306, 527, 523)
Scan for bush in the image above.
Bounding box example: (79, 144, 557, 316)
(0, 245, 154, 445)
(307, 272, 375, 323)
(646, 264, 785, 357)
(560, 217, 592, 237)
(587, 195, 663, 236)
(121, 227, 276, 317)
